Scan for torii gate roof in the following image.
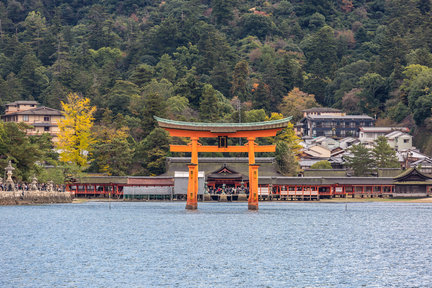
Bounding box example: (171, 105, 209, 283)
(154, 116, 292, 133)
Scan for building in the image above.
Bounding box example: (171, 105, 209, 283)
(359, 127, 410, 145)
(302, 107, 345, 118)
(385, 131, 413, 151)
(300, 114, 375, 138)
(1, 101, 63, 142)
(393, 168, 432, 197)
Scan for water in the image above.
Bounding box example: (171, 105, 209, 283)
(1, 202, 432, 287)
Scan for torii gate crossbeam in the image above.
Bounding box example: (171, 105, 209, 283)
(155, 116, 292, 210)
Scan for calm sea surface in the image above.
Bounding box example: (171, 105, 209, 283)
(1, 202, 432, 287)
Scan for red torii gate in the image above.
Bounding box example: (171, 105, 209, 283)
(155, 116, 291, 210)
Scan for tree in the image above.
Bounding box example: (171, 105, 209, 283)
(156, 54, 177, 82)
(106, 80, 139, 115)
(344, 144, 374, 176)
(311, 160, 332, 169)
(372, 136, 400, 168)
(211, 0, 235, 25)
(231, 60, 250, 101)
(279, 88, 318, 122)
(134, 128, 170, 175)
(57, 93, 96, 168)
(91, 125, 134, 176)
(358, 73, 388, 115)
(130, 64, 155, 88)
(300, 26, 338, 77)
(0, 121, 42, 181)
(199, 84, 220, 122)
(267, 113, 301, 175)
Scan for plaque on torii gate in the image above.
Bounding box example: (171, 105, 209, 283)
(155, 116, 292, 210)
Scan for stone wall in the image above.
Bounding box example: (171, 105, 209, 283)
(0, 190, 72, 205)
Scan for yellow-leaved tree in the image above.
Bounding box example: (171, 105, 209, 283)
(266, 112, 302, 175)
(57, 93, 96, 168)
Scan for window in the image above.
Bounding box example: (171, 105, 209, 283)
(404, 139, 410, 143)
(23, 115, 29, 122)
(44, 116, 50, 122)
(44, 126, 50, 132)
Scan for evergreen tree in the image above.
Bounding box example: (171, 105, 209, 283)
(199, 84, 220, 122)
(372, 136, 400, 168)
(345, 144, 374, 176)
(231, 60, 250, 101)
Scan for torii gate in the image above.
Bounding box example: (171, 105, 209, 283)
(155, 116, 292, 210)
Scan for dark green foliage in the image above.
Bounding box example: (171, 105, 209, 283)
(372, 136, 400, 168)
(2, 0, 432, 173)
(345, 144, 375, 176)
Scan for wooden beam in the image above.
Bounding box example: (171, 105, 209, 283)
(164, 128, 281, 138)
(170, 144, 276, 153)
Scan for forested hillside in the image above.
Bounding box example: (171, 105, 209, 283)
(1, 0, 432, 176)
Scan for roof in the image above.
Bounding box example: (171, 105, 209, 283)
(411, 158, 432, 166)
(4, 101, 39, 106)
(154, 116, 292, 133)
(359, 127, 409, 133)
(306, 115, 374, 120)
(2, 106, 62, 116)
(302, 107, 342, 113)
(394, 167, 432, 182)
(385, 131, 411, 139)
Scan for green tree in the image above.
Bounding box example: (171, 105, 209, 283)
(130, 64, 155, 88)
(156, 54, 177, 82)
(345, 144, 374, 176)
(231, 60, 250, 101)
(372, 136, 400, 168)
(106, 80, 139, 115)
(199, 84, 220, 122)
(211, 0, 235, 25)
(300, 26, 337, 77)
(0, 121, 42, 181)
(134, 128, 170, 175)
(310, 160, 332, 169)
(91, 125, 134, 176)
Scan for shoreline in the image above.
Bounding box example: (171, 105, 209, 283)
(73, 197, 432, 204)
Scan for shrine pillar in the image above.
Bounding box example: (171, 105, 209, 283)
(186, 163, 198, 210)
(247, 137, 259, 210)
(186, 137, 199, 210)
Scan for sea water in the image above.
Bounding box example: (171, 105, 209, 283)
(1, 202, 431, 287)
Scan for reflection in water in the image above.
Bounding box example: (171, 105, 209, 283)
(1, 202, 432, 287)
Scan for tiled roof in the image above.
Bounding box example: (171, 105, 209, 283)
(307, 115, 374, 120)
(4, 100, 39, 106)
(360, 127, 409, 133)
(155, 116, 292, 132)
(2, 106, 62, 116)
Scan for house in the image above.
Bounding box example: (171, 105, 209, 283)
(385, 131, 413, 151)
(302, 145, 331, 159)
(338, 137, 359, 149)
(359, 127, 410, 145)
(393, 168, 432, 197)
(410, 158, 432, 174)
(300, 114, 375, 138)
(1, 101, 63, 142)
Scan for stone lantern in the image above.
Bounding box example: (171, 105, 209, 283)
(4, 161, 15, 191)
(30, 175, 38, 191)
